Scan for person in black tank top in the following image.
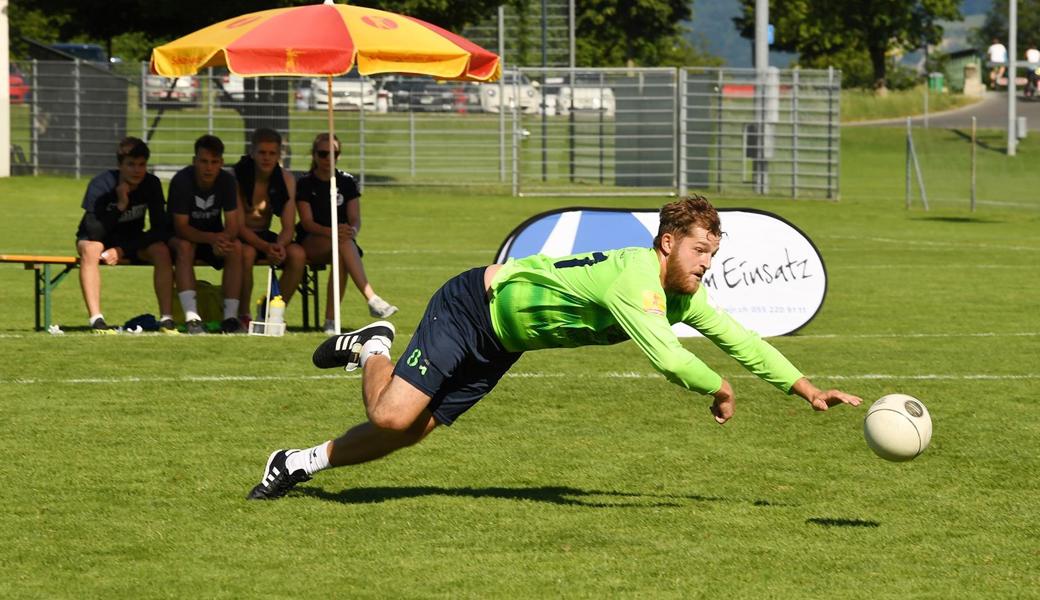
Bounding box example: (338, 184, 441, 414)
(296, 133, 398, 333)
(233, 128, 307, 326)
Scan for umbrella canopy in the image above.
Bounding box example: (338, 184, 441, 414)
(150, 1, 500, 82)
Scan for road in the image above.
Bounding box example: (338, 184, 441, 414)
(845, 91, 1040, 131)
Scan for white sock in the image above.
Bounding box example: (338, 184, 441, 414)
(89, 313, 104, 326)
(178, 291, 198, 320)
(286, 441, 332, 476)
(359, 337, 392, 368)
(160, 314, 173, 322)
(223, 298, 240, 320)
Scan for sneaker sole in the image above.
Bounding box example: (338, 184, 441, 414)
(312, 320, 395, 370)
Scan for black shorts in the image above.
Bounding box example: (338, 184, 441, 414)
(393, 267, 522, 426)
(187, 241, 225, 269)
(76, 229, 168, 265)
(251, 230, 278, 261)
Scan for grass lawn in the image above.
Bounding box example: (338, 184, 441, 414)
(841, 85, 979, 123)
(0, 126, 1037, 598)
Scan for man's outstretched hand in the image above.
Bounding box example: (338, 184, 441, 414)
(791, 378, 863, 412)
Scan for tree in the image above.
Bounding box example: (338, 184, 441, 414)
(575, 0, 717, 67)
(975, 0, 1040, 50)
(10, 0, 504, 61)
(6, 2, 71, 58)
(734, 0, 961, 90)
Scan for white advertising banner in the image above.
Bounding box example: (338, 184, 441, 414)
(495, 207, 826, 337)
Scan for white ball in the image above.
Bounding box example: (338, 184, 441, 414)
(863, 394, 932, 461)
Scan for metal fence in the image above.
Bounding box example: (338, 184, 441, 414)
(9, 60, 840, 199)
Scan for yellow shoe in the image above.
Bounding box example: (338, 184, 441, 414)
(159, 318, 181, 335)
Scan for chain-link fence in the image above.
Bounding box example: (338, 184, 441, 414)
(9, 60, 840, 199)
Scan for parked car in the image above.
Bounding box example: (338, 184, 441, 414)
(554, 74, 616, 117)
(9, 64, 31, 104)
(309, 71, 376, 111)
(216, 72, 244, 105)
(143, 74, 200, 106)
(478, 72, 542, 114)
(383, 76, 460, 112)
(48, 43, 120, 67)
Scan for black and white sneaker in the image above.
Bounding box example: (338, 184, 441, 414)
(186, 319, 206, 335)
(246, 449, 311, 500)
(312, 320, 395, 371)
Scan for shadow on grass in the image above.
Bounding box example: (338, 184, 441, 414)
(806, 517, 880, 528)
(950, 129, 1006, 154)
(910, 215, 1002, 224)
(297, 485, 791, 509)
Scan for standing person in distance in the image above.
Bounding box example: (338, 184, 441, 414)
(295, 133, 397, 334)
(167, 134, 244, 334)
(74, 137, 176, 333)
(987, 38, 1008, 88)
(232, 128, 306, 327)
(247, 195, 862, 500)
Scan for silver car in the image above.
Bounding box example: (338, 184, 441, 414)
(478, 72, 542, 114)
(309, 72, 376, 111)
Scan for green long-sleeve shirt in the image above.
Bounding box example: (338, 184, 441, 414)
(488, 247, 803, 395)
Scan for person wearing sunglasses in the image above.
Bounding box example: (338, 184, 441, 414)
(295, 133, 397, 334)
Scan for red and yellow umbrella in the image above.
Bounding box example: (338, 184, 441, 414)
(151, 0, 501, 334)
(151, 1, 500, 81)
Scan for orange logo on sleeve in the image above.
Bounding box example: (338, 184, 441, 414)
(642, 290, 666, 316)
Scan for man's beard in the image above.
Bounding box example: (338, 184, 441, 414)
(663, 251, 700, 295)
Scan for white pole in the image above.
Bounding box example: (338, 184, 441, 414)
(1008, 0, 1017, 156)
(1, 0, 11, 177)
(754, 0, 768, 194)
(568, 0, 575, 70)
(754, 0, 768, 72)
(263, 264, 274, 325)
(328, 75, 341, 334)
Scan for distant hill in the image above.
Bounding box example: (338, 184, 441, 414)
(685, 0, 992, 67)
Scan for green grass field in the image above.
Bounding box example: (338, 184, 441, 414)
(1, 126, 1038, 598)
(840, 86, 978, 123)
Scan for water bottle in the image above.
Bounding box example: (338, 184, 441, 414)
(268, 295, 285, 325)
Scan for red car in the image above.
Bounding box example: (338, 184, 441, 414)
(9, 64, 31, 104)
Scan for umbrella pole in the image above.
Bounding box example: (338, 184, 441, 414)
(328, 74, 341, 335)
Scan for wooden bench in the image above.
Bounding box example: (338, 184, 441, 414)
(0, 253, 326, 331)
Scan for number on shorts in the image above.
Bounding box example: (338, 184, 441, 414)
(407, 348, 427, 375)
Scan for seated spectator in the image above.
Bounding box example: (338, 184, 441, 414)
(232, 128, 306, 327)
(296, 133, 397, 334)
(167, 134, 244, 334)
(75, 137, 175, 333)
(987, 38, 1008, 87)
